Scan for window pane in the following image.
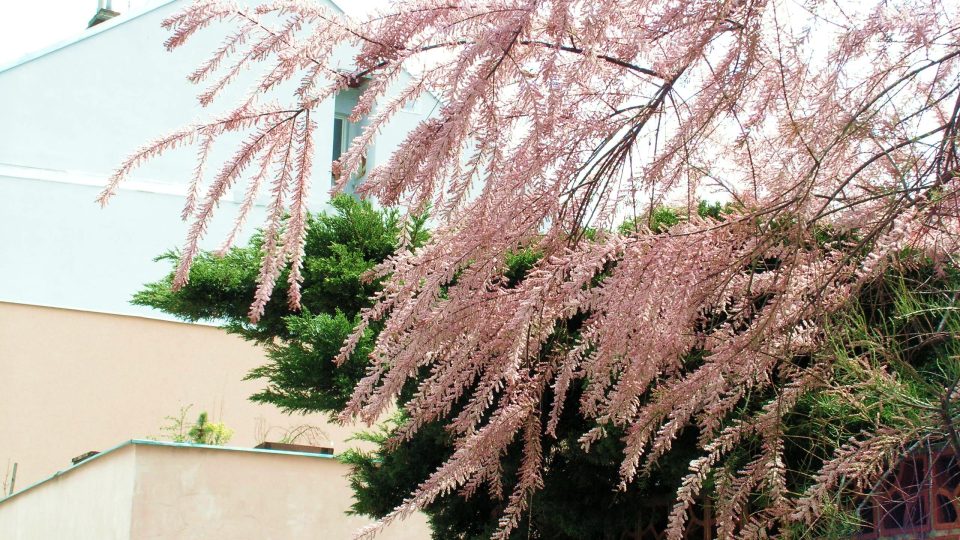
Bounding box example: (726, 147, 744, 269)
(332, 117, 344, 161)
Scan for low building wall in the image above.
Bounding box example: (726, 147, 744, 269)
(0, 443, 137, 539)
(0, 440, 429, 539)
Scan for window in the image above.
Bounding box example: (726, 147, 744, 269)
(332, 114, 349, 163)
(332, 87, 370, 187)
(331, 114, 366, 184)
(854, 446, 960, 540)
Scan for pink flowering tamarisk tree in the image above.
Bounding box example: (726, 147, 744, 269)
(98, 0, 960, 537)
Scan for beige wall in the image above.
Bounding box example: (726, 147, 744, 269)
(0, 444, 137, 540)
(0, 302, 363, 490)
(0, 441, 430, 539)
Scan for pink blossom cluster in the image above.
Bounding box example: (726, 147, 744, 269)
(100, 0, 960, 537)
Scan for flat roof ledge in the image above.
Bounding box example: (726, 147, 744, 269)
(0, 438, 336, 505)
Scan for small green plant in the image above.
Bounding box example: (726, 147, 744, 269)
(158, 405, 234, 445)
(188, 411, 234, 445)
(158, 405, 192, 443)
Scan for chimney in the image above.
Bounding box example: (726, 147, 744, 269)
(88, 0, 120, 28)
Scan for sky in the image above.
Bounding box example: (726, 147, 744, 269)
(0, 1, 153, 65)
(0, 0, 388, 66)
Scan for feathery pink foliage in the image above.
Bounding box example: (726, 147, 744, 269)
(101, 0, 960, 536)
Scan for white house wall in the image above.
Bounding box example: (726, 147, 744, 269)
(0, 0, 436, 318)
(0, 167, 269, 317)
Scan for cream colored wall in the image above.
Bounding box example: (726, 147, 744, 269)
(0, 301, 362, 491)
(0, 444, 137, 540)
(0, 442, 430, 539)
(130, 444, 427, 539)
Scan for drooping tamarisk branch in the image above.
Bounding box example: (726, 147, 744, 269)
(102, 0, 960, 537)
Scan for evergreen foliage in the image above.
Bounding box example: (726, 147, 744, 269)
(135, 195, 424, 413)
